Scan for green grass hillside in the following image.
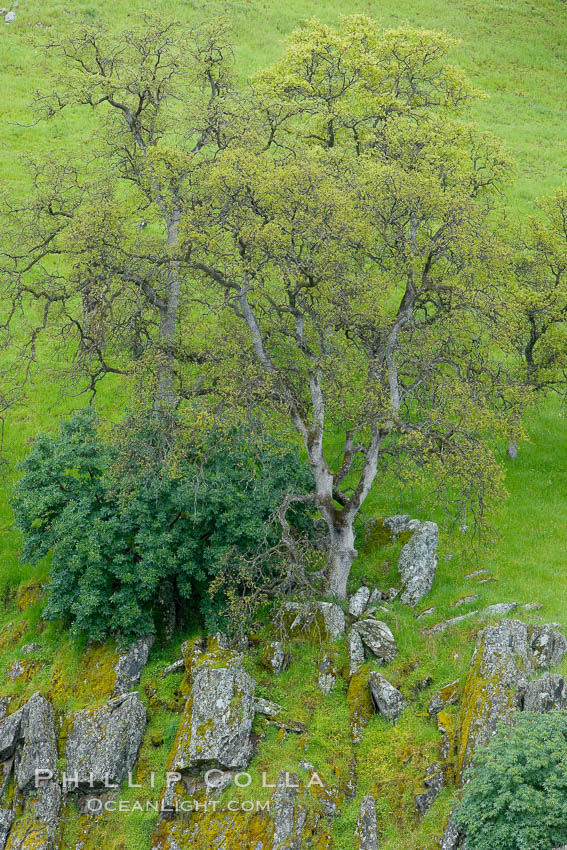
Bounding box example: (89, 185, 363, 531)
(1, 1, 567, 849)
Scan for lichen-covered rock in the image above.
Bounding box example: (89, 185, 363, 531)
(281, 602, 345, 642)
(352, 620, 397, 664)
(347, 668, 374, 743)
(398, 521, 438, 606)
(530, 623, 567, 668)
(318, 652, 338, 695)
(6, 658, 43, 683)
(453, 595, 480, 608)
(16, 694, 57, 791)
(169, 664, 255, 772)
(355, 795, 379, 849)
(0, 810, 13, 850)
(369, 673, 405, 722)
(428, 680, 460, 716)
(348, 629, 366, 678)
(457, 619, 567, 783)
(441, 814, 465, 850)
(260, 641, 290, 675)
(349, 587, 371, 617)
(415, 762, 443, 814)
(65, 692, 146, 789)
(113, 634, 154, 696)
(517, 672, 567, 712)
(271, 771, 306, 850)
(483, 602, 518, 617)
(254, 697, 281, 718)
(383, 515, 417, 538)
(0, 705, 25, 762)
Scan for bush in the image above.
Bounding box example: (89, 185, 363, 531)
(455, 711, 567, 850)
(12, 409, 314, 642)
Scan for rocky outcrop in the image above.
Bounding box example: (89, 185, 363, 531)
(517, 672, 567, 712)
(457, 619, 567, 783)
(369, 673, 405, 722)
(398, 521, 438, 606)
(65, 692, 146, 789)
(352, 619, 397, 664)
(113, 635, 154, 696)
(415, 762, 443, 814)
(281, 601, 345, 642)
(0, 694, 61, 850)
(271, 771, 306, 850)
(16, 694, 57, 791)
(168, 663, 255, 772)
(355, 795, 379, 849)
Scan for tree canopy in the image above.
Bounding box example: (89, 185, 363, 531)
(2, 15, 525, 598)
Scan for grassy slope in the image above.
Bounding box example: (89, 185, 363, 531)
(1, 0, 567, 848)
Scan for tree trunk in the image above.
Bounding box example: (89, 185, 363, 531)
(507, 431, 519, 459)
(156, 209, 181, 409)
(324, 520, 357, 600)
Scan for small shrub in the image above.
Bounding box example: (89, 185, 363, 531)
(12, 409, 314, 642)
(455, 711, 567, 850)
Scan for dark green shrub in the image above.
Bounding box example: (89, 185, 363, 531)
(12, 409, 314, 642)
(455, 711, 567, 850)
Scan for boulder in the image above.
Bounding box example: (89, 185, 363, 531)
(415, 762, 443, 814)
(281, 602, 345, 642)
(65, 692, 146, 789)
(369, 673, 404, 722)
(169, 664, 255, 772)
(355, 795, 379, 849)
(260, 641, 289, 675)
(16, 694, 57, 791)
(348, 629, 365, 678)
(4, 10, 15, 22)
(457, 619, 567, 783)
(353, 620, 397, 664)
(398, 521, 438, 606)
(349, 587, 371, 617)
(517, 672, 567, 712)
(113, 635, 154, 696)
